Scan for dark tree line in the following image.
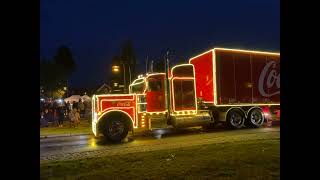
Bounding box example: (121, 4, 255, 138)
(110, 40, 137, 93)
(149, 54, 186, 73)
(40, 46, 76, 98)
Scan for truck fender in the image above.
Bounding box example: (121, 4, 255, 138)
(97, 110, 134, 133)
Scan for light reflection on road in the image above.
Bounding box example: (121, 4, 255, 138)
(40, 125, 280, 160)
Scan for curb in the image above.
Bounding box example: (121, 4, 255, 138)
(40, 133, 91, 139)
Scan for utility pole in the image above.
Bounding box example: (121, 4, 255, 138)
(146, 56, 148, 74)
(127, 55, 132, 85)
(151, 60, 154, 73)
(128, 64, 131, 85)
(165, 50, 171, 120)
(122, 63, 126, 93)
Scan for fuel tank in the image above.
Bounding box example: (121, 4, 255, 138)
(171, 112, 212, 128)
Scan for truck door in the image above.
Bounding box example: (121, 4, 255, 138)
(146, 74, 166, 112)
(170, 64, 197, 113)
(172, 78, 196, 111)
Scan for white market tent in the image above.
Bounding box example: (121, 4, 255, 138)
(64, 95, 82, 103)
(64, 95, 91, 103)
(81, 95, 91, 102)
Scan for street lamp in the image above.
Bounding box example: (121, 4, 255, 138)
(112, 63, 131, 93)
(112, 65, 120, 73)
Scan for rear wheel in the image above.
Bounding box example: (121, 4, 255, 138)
(226, 109, 245, 129)
(245, 108, 264, 128)
(103, 118, 129, 142)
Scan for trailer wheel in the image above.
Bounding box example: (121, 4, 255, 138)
(103, 117, 129, 142)
(226, 109, 245, 129)
(245, 108, 265, 128)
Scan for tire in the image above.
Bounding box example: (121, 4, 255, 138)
(245, 108, 265, 128)
(103, 117, 129, 142)
(226, 109, 245, 129)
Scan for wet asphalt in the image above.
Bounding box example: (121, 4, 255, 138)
(40, 125, 280, 162)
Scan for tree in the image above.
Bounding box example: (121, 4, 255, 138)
(52, 88, 66, 99)
(40, 58, 62, 98)
(177, 56, 186, 64)
(40, 46, 76, 98)
(40, 58, 50, 86)
(153, 59, 165, 73)
(120, 40, 136, 79)
(53, 46, 76, 83)
(111, 55, 122, 82)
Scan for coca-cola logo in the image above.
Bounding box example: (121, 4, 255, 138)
(116, 102, 131, 107)
(258, 61, 280, 97)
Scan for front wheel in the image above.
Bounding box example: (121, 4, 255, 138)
(245, 108, 265, 128)
(226, 109, 245, 129)
(103, 118, 129, 142)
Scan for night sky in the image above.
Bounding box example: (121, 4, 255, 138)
(40, 0, 279, 89)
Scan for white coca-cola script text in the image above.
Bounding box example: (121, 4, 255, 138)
(258, 61, 280, 97)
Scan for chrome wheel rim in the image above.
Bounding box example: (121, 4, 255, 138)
(230, 112, 243, 127)
(109, 120, 124, 137)
(250, 110, 264, 125)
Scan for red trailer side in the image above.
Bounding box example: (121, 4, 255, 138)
(190, 48, 280, 106)
(189, 50, 215, 104)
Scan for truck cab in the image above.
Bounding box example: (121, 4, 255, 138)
(91, 73, 169, 141)
(92, 68, 212, 141)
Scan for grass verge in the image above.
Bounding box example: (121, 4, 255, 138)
(40, 120, 91, 137)
(40, 138, 279, 179)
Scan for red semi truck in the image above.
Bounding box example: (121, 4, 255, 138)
(92, 48, 280, 141)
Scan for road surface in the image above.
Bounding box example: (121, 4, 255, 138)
(40, 126, 280, 163)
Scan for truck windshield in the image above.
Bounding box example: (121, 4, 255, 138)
(130, 79, 145, 94)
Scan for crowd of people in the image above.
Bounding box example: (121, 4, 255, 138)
(40, 98, 90, 128)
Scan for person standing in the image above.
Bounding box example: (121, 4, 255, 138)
(48, 103, 53, 125)
(40, 111, 44, 127)
(52, 105, 58, 127)
(42, 108, 49, 127)
(79, 100, 85, 118)
(73, 101, 78, 111)
(68, 107, 80, 128)
(74, 108, 80, 127)
(83, 100, 89, 120)
(69, 108, 76, 128)
(58, 106, 65, 127)
(66, 101, 71, 115)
